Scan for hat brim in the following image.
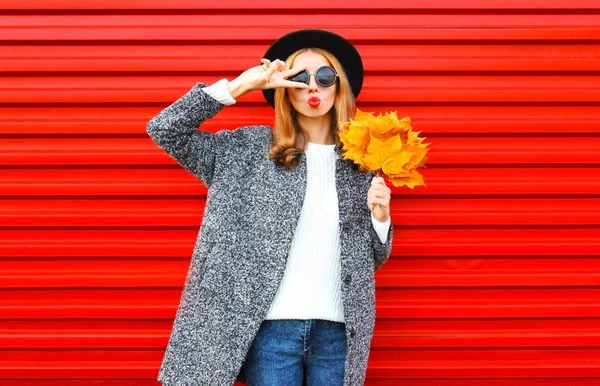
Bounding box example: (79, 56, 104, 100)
(261, 29, 363, 108)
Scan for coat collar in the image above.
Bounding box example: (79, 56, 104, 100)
(334, 144, 344, 156)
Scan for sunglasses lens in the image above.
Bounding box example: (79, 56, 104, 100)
(290, 70, 309, 84)
(316, 66, 337, 86)
(289, 67, 337, 86)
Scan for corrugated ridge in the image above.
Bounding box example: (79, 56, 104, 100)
(1, 0, 600, 10)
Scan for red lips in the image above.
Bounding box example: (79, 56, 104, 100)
(308, 96, 321, 107)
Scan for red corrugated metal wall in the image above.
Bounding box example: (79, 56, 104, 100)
(2, 1, 600, 384)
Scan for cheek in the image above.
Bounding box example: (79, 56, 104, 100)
(286, 91, 300, 108)
(325, 86, 337, 105)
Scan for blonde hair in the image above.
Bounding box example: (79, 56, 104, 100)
(268, 47, 356, 168)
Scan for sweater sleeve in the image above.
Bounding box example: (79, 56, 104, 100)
(372, 219, 394, 272)
(201, 78, 237, 106)
(371, 212, 391, 244)
(146, 82, 234, 188)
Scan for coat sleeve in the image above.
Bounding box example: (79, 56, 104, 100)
(146, 82, 233, 188)
(372, 221, 394, 272)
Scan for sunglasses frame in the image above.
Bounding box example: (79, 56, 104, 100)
(289, 65, 339, 87)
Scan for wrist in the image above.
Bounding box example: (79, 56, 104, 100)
(371, 210, 390, 223)
(226, 77, 249, 100)
(374, 215, 389, 223)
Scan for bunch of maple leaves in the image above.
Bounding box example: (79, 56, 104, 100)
(339, 108, 430, 188)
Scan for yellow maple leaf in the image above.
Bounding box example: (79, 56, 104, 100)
(388, 169, 426, 189)
(402, 143, 430, 170)
(339, 120, 370, 164)
(338, 108, 430, 189)
(363, 135, 415, 175)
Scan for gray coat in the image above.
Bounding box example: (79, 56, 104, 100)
(146, 82, 394, 385)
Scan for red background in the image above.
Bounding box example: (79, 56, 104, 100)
(2, 0, 600, 384)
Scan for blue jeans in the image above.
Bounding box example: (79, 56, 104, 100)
(243, 319, 347, 386)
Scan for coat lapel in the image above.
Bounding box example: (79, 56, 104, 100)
(266, 152, 307, 269)
(334, 144, 370, 227)
(334, 146, 366, 273)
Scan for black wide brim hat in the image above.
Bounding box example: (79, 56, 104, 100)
(261, 29, 364, 108)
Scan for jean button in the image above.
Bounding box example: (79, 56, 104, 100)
(343, 274, 351, 285)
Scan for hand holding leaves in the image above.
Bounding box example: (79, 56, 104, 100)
(368, 176, 391, 222)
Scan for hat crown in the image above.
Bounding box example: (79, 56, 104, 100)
(261, 29, 364, 108)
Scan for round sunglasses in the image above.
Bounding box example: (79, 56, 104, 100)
(288, 65, 339, 87)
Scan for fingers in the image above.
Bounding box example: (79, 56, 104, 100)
(281, 65, 305, 78)
(370, 177, 390, 195)
(371, 176, 386, 186)
(370, 184, 389, 195)
(259, 58, 270, 71)
(280, 65, 309, 89)
(264, 59, 283, 77)
(281, 80, 309, 89)
(367, 195, 389, 212)
(368, 192, 390, 207)
(368, 176, 391, 211)
(368, 197, 390, 208)
(259, 58, 308, 89)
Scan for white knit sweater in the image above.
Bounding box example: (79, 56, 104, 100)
(202, 79, 391, 322)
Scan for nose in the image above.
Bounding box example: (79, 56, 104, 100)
(307, 73, 319, 91)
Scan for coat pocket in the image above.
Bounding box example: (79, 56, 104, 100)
(198, 243, 262, 316)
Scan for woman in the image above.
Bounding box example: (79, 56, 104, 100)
(147, 29, 394, 386)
